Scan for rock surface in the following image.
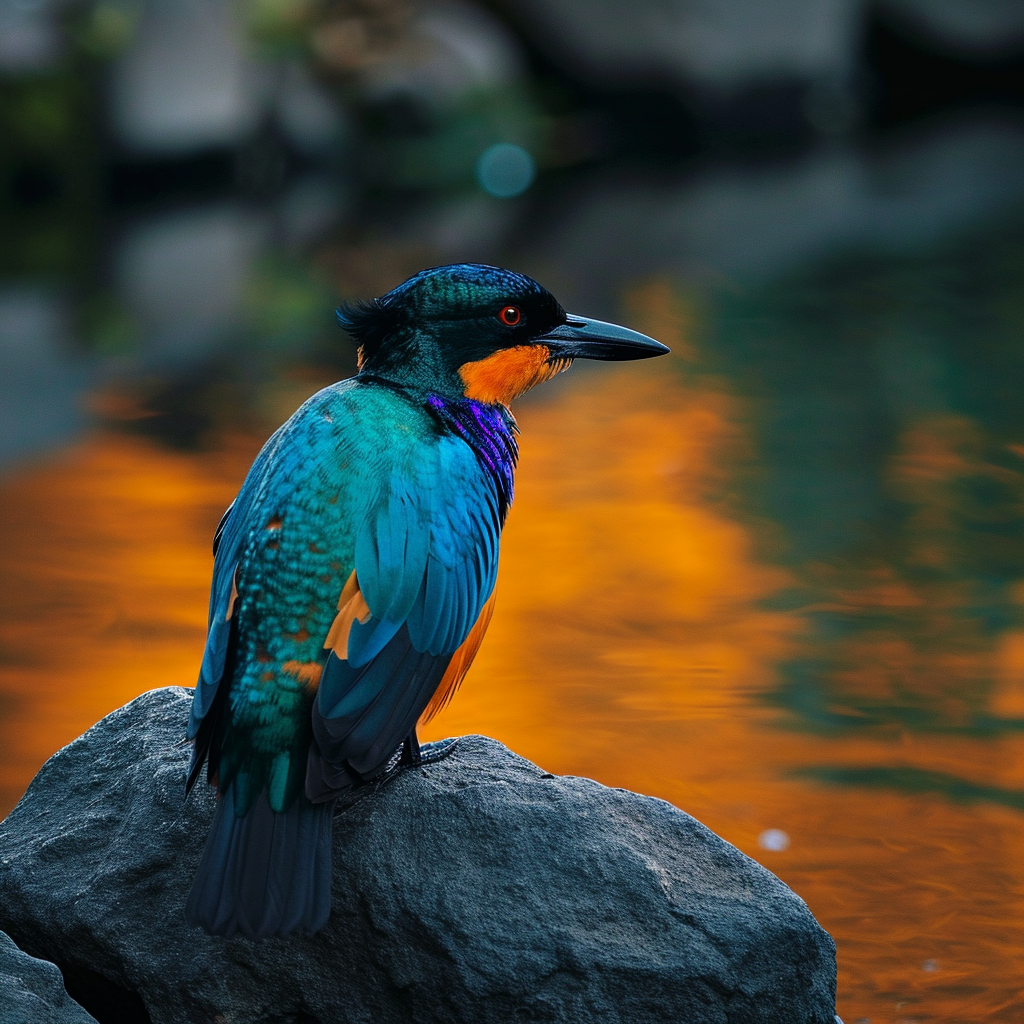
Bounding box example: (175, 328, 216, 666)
(0, 687, 836, 1024)
(0, 930, 98, 1024)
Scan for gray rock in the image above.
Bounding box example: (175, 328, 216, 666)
(0, 930, 98, 1024)
(0, 687, 837, 1024)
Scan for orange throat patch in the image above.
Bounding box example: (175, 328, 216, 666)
(459, 346, 572, 405)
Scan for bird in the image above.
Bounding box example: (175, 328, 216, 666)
(184, 263, 669, 938)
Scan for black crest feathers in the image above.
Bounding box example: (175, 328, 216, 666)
(335, 298, 387, 341)
(336, 299, 411, 372)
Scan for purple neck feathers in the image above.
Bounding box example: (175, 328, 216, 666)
(426, 395, 519, 523)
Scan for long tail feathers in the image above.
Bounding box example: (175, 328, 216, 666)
(185, 787, 335, 938)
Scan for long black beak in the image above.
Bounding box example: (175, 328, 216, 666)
(539, 315, 670, 361)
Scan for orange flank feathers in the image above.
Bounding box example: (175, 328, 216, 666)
(225, 569, 239, 622)
(459, 346, 572, 405)
(282, 660, 323, 691)
(419, 590, 496, 725)
(324, 570, 371, 659)
(320, 568, 493, 721)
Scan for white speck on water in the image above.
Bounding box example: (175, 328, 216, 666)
(922, 959, 939, 972)
(758, 828, 790, 851)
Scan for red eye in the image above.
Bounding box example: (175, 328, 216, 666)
(499, 305, 521, 326)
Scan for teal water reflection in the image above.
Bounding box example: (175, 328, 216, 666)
(796, 765, 1024, 814)
(705, 221, 1024, 740)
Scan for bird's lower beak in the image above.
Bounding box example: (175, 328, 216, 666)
(538, 315, 670, 361)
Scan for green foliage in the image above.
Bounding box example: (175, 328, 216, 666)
(364, 86, 547, 191)
(245, 0, 317, 56)
(0, 68, 99, 280)
(73, 1, 141, 58)
(244, 256, 338, 352)
(79, 294, 140, 354)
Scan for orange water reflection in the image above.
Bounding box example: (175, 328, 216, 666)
(3, 361, 1024, 1022)
(0, 435, 247, 812)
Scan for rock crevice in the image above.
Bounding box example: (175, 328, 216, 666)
(0, 929, 99, 1024)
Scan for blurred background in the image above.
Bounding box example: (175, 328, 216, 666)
(2, 1, 1024, 1020)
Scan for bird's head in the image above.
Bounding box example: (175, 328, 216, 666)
(337, 264, 669, 405)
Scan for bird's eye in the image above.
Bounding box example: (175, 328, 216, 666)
(498, 305, 521, 326)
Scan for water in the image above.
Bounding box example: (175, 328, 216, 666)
(3, 82, 1024, 1022)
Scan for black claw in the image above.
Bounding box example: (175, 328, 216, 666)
(400, 730, 422, 766)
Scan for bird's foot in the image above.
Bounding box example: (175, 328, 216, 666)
(399, 731, 422, 766)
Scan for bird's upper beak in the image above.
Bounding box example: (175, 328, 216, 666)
(538, 315, 670, 361)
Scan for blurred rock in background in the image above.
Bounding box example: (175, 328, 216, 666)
(108, 0, 260, 156)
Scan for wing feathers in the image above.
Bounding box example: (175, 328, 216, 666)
(310, 629, 450, 786)
(419, 589, 496, 725)
(323, 571, 371, 658)
(311, 434, 501, 795)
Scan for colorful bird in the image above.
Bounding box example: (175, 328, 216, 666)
(184, 263, 668, 938)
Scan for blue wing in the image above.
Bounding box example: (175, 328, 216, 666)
(185, 428, 286, 790)
(308, 431, 500, 795)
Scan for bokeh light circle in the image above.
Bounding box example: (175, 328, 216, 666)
(476, 143, 535, 198)
(757, 829, 790, 852)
